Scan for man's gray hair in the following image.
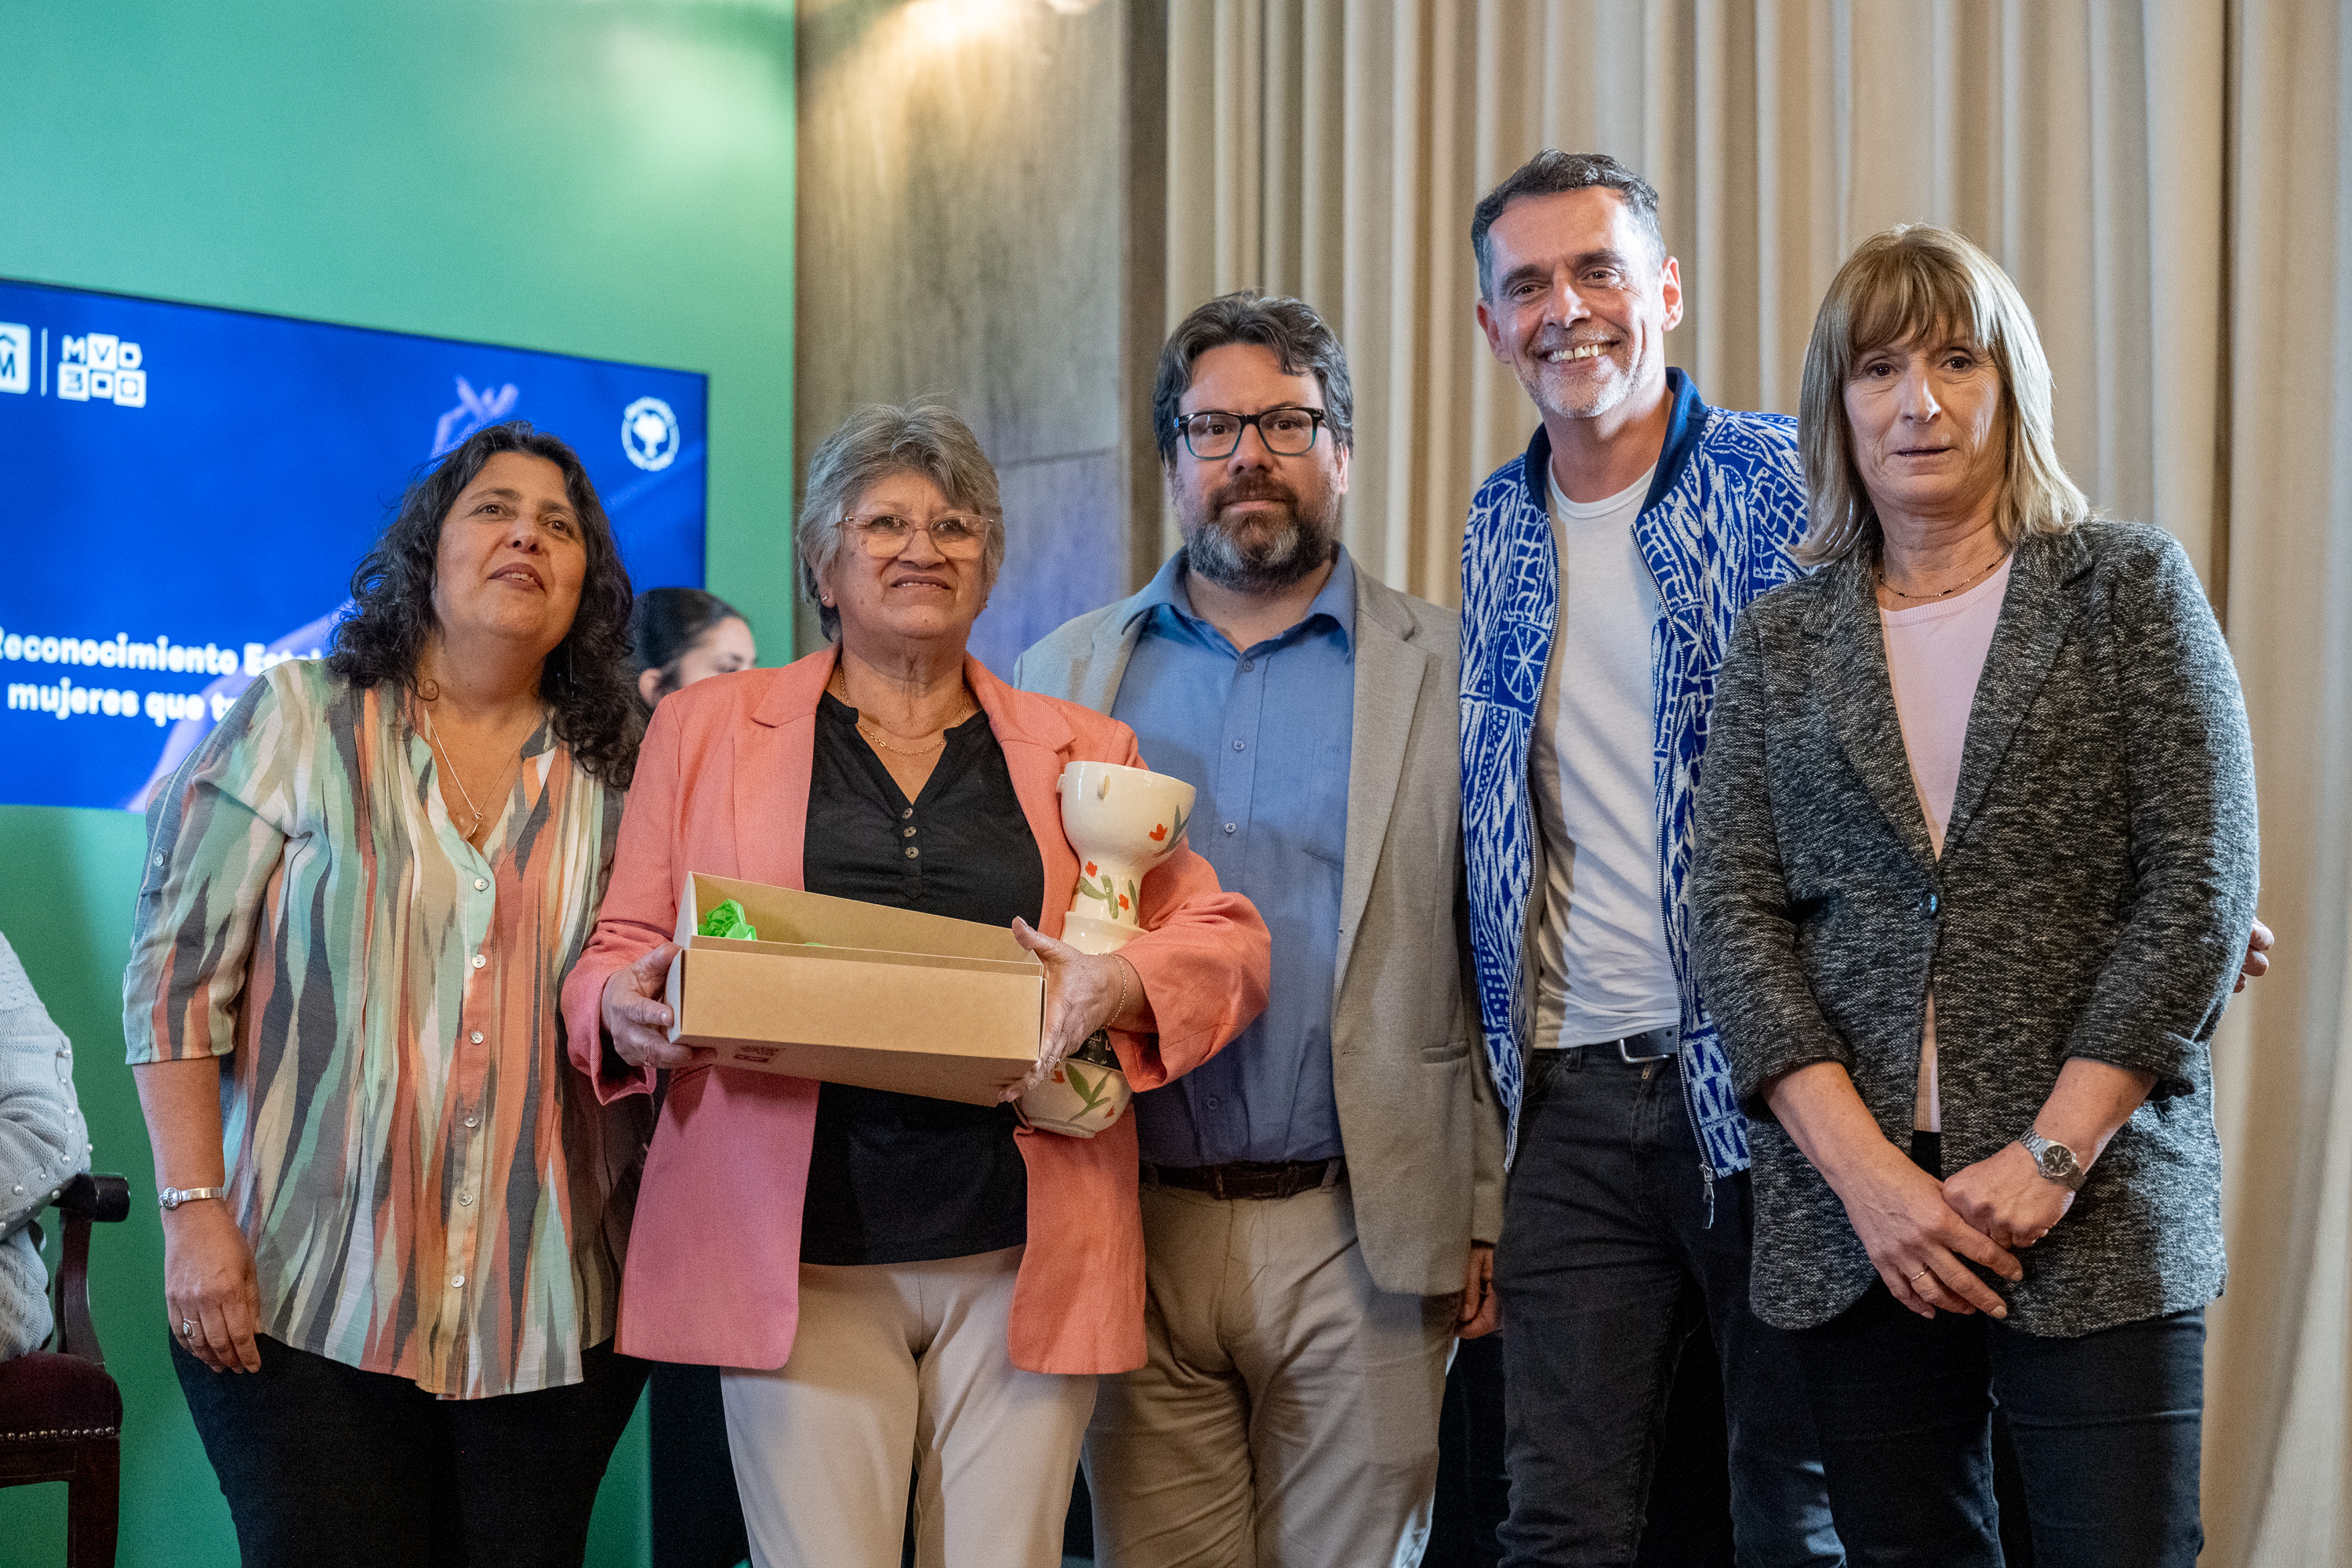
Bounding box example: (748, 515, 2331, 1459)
(1153, 292, 1354, 464)
(1471, 150, 1665, 297)
(797, 402, 1007, 641)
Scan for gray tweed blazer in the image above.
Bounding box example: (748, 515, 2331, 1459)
(1690, 521, 2258, 1338)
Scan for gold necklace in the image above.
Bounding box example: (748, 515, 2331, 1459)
(421, 705, 522, 842)
(858, 720, 952, 756)
(832, 675, 975, 757)
(1878, 549, 2011, 602)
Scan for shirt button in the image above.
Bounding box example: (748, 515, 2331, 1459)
(1223, 822, 1236, 833)
(470, 1031, 484, 1044)
(463, 1116, 478, 1129)
(902, 808, 913, 820)
(152, 852, 165, 867)
(905, 847, 920, 859)
(902, 826, 916, 838)
(1206, 1098, 1221, 1110)
(1240, 659, 1254, 672)
(459, 1192, 474, 1207)
(450, 1274, 466, 1289)
(474, 877, 488, 891)
(1232, 739, 1245, 751)
(471, 954, 486, 969)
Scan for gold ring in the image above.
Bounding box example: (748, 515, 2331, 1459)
(1908, 1269, 1932, 1283)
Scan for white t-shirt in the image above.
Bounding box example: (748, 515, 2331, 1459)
(1529, 464, 1683, 1049)
(1881, 557, 2012, 1129)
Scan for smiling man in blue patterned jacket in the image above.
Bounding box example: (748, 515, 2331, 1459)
(1457, 151, 1843, 1566)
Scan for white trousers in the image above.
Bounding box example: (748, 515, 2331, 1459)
(1085, 1181, 1457, 1568)
(720, 1246, 1098, 1568)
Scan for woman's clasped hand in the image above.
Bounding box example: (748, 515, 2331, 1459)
(1857, 1144, 2026, 1321)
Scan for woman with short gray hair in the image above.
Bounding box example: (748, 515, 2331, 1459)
(794, 401, 1012, 644)
(1690, 226, 2261, 1566)
(568, 402, 1269, 1567)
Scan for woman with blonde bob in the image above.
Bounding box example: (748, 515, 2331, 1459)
(1690, 225, 2261, 1565)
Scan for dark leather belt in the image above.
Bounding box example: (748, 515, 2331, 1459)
(1534, 1027, 1681, 1065)
(1142, 1156, 1347, 1200)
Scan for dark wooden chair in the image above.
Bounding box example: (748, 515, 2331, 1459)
(0, 1172, 131, 1567)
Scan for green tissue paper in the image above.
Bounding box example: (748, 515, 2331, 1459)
(698, 899, 757, 942)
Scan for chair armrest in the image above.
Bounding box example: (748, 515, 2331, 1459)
(55, 1173, 130, 1225)
(49, 1174, 129, 1367)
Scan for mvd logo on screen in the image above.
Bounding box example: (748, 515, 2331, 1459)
(58, 331, 147, 405)
(0, 321, 148, 405)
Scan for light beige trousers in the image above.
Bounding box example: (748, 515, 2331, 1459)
(720, 1245, 1098, 1568)
(1085, 1180, 1457, 1568)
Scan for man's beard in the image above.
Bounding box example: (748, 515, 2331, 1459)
(1527, 332, 1636, 421)
(1181, 475, 1339, 593)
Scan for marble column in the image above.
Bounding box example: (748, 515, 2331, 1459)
(797, 0, 1163, 676)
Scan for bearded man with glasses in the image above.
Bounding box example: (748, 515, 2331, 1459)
(1018, 292, 1503, 1567)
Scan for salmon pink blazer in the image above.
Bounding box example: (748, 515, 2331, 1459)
(562, 648, 1270, 1375)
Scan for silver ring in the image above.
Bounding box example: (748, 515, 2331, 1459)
(1908, 1269, 1932, 1283)
(180, 1317, 196, 1338)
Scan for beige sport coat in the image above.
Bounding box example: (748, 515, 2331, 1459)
(1013, 554, 1504, 1296)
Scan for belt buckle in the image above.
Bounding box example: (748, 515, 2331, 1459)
(1617, 1032, 1678, 1065)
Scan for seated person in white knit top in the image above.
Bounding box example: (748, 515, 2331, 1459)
(0, 931, 93, 1360)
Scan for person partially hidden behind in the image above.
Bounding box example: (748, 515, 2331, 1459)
(124, 423, 655, 1567)
(626, 580, 763, 1568)
(1, 932, 93, 1363)
(1693, 224, 2266, 1568)
(630, 585, 756, 718)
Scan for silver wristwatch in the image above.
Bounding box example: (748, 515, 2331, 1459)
(159, 1185, 227, 1210)
(2019, 1131, 2085, 1191)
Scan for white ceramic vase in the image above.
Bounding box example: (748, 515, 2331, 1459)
(1015, 760, 1197, 1138)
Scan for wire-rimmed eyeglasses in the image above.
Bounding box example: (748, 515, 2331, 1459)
(839, 512, 992, 559)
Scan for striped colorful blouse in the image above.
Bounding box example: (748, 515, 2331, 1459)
(123, 661, 647, 1399)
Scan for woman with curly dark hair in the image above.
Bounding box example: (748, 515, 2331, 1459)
(124, 422, 654, 1567)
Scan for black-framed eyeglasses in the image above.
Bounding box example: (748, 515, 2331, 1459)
(1173, 407, 1329, 460)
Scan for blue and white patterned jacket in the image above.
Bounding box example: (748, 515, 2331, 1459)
(1461, 368, 1808, 1176)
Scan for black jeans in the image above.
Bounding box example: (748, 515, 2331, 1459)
(1794, 1287, 2205, 1567)
(172, 1332, 649, 1567)
(1493, 1047, 1841, 1567)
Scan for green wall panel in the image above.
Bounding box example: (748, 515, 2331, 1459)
(0, 3, 793, 1563)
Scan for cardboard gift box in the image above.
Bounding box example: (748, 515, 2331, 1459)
(663, 872, 1046, 1105)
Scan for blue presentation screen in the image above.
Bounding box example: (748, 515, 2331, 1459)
(0, 278, 706, 811)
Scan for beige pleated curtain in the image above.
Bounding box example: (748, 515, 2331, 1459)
(1163, 2, 2352, 1562)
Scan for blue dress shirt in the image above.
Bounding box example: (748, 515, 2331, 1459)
(1110, 549, 1356, 1167)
